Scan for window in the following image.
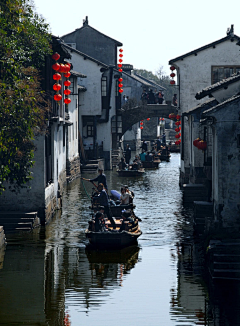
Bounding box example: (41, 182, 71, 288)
(87, 125, 94, 137)
(212, 66, 240, 84)
(101, 76, 107, 96)
(69, 77, 74, 93)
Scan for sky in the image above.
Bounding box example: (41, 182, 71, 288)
(33, 0, 240, 76)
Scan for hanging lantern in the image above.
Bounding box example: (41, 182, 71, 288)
(176, 114, 181, 120)
(159, 118, 162, 121)
(170, 72, 175, 78)
(118, 83, 123, 88)
(64, 89, 71, 95)
(64, 98, 71, 104)
(140, 122, 143, 125)
(52, 52, 60, 61)
(64, 72, 71, 78)
(118, 64, 122, 68)
(64, 63, 71, 72)
(170, 80, 175, 85)
(175, 127, 180, 132)
(54, 94, 62, 101)
(119, 48, 123, 52)
(52, 63, 60, 71)
(175, 133, 180, 139)
(193, 138, 201, 147)
(175, 121, 181, 126)
(162, 118, 164, 121)
(140, 126, 143, 129)
(170, 65, 176, 71)
(118, 77, 123, 82)
(119, 54, 123, 57)
(169, 113, 176, 119)
(53, 83, 61, 91)
(58, 64, 66, 73)
(197, 140, 207, 151)
(118, 68, 123, 72)
(53, 73, 61, 81)
(119, 88, 123, 93)
(64, 80, 71, 87)
(147, 118, 150, 121)
(119, 59, 123, 63)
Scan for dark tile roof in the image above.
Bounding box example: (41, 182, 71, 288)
(78, 85, 87, 92)
(62, 24, 122, 46)
(61, 42, 109, 69)
(169, 34, 240, 65)
(183, 98, 218, 115)
(134, 74, 166, 90)
(195, 72, 240, 100)
(202, 94, 240, 116)
(71, 70, 87, 78)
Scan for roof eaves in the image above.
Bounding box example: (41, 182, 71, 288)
(202, 94, 240, 115)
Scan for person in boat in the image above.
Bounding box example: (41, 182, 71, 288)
(124, 185, 134, 203)
(97, 184, 116, 229)
(85, 168, 108, 191)
(141, 140, 148, 153)
(120, 187, 130, 205)
(145, 151, 153, 162)
(94, 212, 108, 232)
(156, 137, 162, 151)
(118, 157, 127, 170)
(162, 133, 166, 146)
(119, 210, 135, 232)
(125, 144, 131, 165)
(139, 150, 146, 162)
(132, 155, 141, 170)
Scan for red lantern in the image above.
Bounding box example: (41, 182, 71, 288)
(52, 52, 60, 61)
(175, 121, 181, 126)
(52, 63, 60, 71)
(64, 72, 71, 78)
(118, 83, 123, 88)
(118, 78, 123, 82)
(118, 69, 123, 72)
(175, 133, 180, 139)
(64, 98, 71, 104)
(159, 118, 162, 121)
(140, 126, 143, 129)
(197, 140, 207, 150)
(53, 73, 61, 81)
(118, 64, 122, 68)
(119, 49, 123, 52)
(53, 83, 61, 91)
(140, 122, 143, 125)
(64, 89, 71, 95)
(64, 80, 71, 87)
(119, 59, 123, 63)
(54, 94, 62, 101)
(64, 64, 71, 72)
(58, 64, 66, 73)
(170, 72, 175, 78)
(170, 80, 175, 85)
(170, 65, 176, 71)
(119, 88, 123, 93)
(169, 113, 176, 119)
(119, 54, 123, 57)
(176, 114, 181, 120)
(193, 138, 201, 147)
(162, 118, 164, 121)
(175, 127, 180, 132)
(147, 118, 150, 121)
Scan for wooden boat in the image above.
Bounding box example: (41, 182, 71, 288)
(142, 159, 160, 169)
(85, 217, 142, 248)
(116, 168, 145, 177)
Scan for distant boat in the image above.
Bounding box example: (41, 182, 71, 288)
(116, 168, 145, 177)
(141, 159, 160, 169)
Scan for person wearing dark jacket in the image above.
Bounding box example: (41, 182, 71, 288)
(85, 168, 108, 191)
(125, 144, 131, 165)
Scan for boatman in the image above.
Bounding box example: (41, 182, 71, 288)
(97, 184, 116, 229)
(84, 168, 108, 191)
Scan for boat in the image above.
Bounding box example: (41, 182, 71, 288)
(116, 168, 145, 177)
(141, 159, 160, 169)
(159, 148, 171, 161)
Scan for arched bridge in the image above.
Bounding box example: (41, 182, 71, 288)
(118, 101, 178, 135)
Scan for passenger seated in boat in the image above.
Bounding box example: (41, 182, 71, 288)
(124, 185, 134, 203)
(120, 187, 130, 205)
(132, 155, 141, 170)
(94, 212, 108, 232)
(118, 157, 127, 170)
(145, 152, 153, 162)
(119, 211, 135, 232)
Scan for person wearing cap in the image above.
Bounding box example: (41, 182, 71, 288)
(86, 168, 108, 191)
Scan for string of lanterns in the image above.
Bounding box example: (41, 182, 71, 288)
(139, 118, 151, 130)
(169, 113, 181, 145)
(170, 66, 176, 85)
(52, 52, 72, 106)
(118, 48, 124, 94)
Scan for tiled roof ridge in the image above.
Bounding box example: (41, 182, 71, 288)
(202, 94, 240, 115)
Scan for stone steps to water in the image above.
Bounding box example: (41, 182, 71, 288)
(0, 212, 40, 233)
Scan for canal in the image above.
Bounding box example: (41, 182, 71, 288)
(0, 153, 240, 325)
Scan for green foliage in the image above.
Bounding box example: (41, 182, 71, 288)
(134, 66, 176, 101)
(0, 0, 51, 194)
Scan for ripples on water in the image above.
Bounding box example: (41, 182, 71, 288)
(1, 153, 240, 325)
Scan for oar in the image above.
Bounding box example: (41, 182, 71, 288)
(81, 177, 98, 189)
